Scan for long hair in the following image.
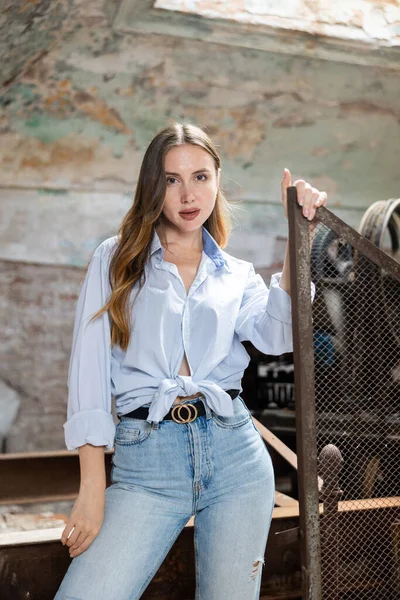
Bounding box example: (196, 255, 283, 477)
(89, 121, 235, 351)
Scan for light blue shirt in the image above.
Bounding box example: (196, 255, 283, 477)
(64, 225, 312, 451)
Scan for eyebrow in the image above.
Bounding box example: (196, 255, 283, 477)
(165, 168, 212, 176)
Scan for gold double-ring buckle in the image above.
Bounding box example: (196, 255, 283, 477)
(171, 402, 198, 424)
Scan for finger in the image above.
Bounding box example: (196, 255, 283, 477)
(70, 534, 95, 557)
(69, 532, 90, 556)
(304, 186, 319, 220)
(61, 524, 77, 546)
(303, 184, 315, 217)
(281, 168, 291, 203)
(315, 191, 327, 208)
(66, 526, 82, 548)
(294, 179, 306, 206)
(69, 530, 86, 552)
(308, 190, 327, 221)
(281, 167, 292, 191)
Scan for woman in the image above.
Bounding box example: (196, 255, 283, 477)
(55, 122, 326, 600)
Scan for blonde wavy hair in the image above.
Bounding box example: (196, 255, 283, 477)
(89, 121, 236, 351)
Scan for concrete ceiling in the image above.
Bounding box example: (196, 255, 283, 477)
(114, 0, 400, 70)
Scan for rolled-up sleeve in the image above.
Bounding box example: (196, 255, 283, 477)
(235, 264, 315, 356)
(64, 240, 116, 451)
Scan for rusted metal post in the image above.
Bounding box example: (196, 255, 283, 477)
(287, 187, 322, 599)
(391, 520, 400, 597)
(319, 444, 343, 600)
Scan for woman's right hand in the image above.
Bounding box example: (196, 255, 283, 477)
(61, 483, 106, 557)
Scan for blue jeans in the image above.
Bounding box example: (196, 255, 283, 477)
(54, 396, 275, 600)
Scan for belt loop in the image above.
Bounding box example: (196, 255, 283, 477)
(151, 421, 159, 430)
(202, 395, 212, 420)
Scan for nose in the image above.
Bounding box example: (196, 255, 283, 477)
(181, 183, 195, 203)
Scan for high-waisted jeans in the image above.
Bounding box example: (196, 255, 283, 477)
(54, 395, 275, 600)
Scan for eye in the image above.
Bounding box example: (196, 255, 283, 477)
(166, 177, 177, 185)
(196, 173, 207, 181)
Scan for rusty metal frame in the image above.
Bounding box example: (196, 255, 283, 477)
(287, 187, 322, 599)
(287, 187, 400, 600)
(313, 203, 400, 280)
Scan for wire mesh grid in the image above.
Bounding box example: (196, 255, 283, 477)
(310, 220, 400, 599)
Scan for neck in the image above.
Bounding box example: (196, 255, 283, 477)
(156, 223, 203, 251)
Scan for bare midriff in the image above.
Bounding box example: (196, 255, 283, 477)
(173, 350, 203, 405)
(173, 393, 203, 404)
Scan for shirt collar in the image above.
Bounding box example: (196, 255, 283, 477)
(150, 225, 231, 272)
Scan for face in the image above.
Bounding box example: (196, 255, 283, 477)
(160, 144, 220, 233)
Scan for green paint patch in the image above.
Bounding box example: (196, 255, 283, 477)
(13, 111, 131, 157)
(37, 188, 69, 196)
(20, 114, 79, 144)
(14, 83, 39, 104)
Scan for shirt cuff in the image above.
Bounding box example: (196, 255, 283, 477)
(63, 408, 116, 451)
(266, 273, 292, 324)
(266, 273, 316, 325)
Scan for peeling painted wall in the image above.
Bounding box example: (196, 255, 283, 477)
(1, 0, 399, 450)
(155, 0, 400, 44)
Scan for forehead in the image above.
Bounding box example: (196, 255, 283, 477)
(164, 144, 214, 172)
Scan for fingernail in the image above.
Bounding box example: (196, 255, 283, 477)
(304, 209, 309, 217)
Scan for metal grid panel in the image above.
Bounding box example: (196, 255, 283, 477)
(310, 213, 400, 599)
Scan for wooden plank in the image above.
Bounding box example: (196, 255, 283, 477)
(338, 496, 400, 513)
(274, 491, 299, 508)
(0, 527, 64, 547)
(0, 451, 114, 504)
(0, 449, 82, 460)
(252, 417, 298, 470)
(0, 493, 78, 505)
(272, 496, 400, 520)
(0, 518, 196, 547)
(0, 501, 316, 546)
(252, 416, 323, 489)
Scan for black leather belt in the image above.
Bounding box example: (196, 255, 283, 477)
(120, 389, 240, 424)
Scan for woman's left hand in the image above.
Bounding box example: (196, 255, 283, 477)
(281, 167, 327, 228)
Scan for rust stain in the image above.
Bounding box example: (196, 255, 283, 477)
(117, 85, 135, 97)
(20, 140, 95, 170)
(58, 79, 72, 92)
(50, 143, 94, 165)
(76, 95, 131, 134)
(339, 101, 397, 118)
(42, 79, 131, 133)
(12, 276, 30, 284)
(273, 115, 316, 128)
(44, 80, 76, 115)
(312, 147, 330, 157)
(19, 0, 41, 13)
